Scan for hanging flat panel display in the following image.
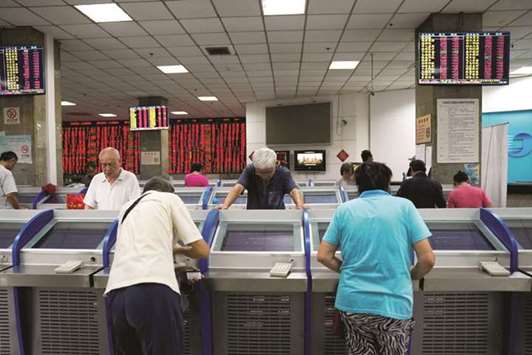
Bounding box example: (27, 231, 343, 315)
(0, 45, 44, 95)
(418, 32, 510, 85)
(129, 105, 168, 130)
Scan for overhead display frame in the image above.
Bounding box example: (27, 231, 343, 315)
(418, 32, 510, 85)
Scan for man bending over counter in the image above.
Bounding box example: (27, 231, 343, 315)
(84, 147, 140, 210)
(221, 147, 304, 209)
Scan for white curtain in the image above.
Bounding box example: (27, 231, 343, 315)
(482, 123, 508, 207)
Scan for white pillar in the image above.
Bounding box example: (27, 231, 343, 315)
(44, 34, 57, 185)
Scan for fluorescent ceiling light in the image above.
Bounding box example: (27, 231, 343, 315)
(157, 65, 188, 74)
(99, 113, 117, 118)
(329, 61, 360, 70)
(198, 96, 218, 101)
(262, 0, 306, 15)
(171, 111, 188, 115)
(61, 101, 76, 106)
(75, 3, 132, 23)
(510, 66, 532, 75)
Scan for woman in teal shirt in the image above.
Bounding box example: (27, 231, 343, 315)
(318, 162, 435, 355)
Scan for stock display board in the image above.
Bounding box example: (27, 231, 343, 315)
(129, 105, 168, 130)
(418, 32, 510, 85)
(0, 46, 44, 95)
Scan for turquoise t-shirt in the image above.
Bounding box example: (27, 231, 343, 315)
(323, 189, 431, 320)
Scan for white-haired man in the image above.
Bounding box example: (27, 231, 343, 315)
(84, 147, 141, 210)
(221, 147, 304, 209)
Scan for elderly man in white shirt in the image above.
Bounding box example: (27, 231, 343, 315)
(0, 151, 21, 209)
(84, 147, 140, 210)
(105, 176, 209, 355)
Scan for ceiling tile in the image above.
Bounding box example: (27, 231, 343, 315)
(60, 39, 94, 51)
(33, 26, 74, 39)
(269, 42, 302, 53)
(222, 17, 263, 32)
(307, 0, 355, 14)
(442, 0, 498, 13)
(389, 13, 430, 28)
(17, 0, 64, 4)
(99, 22, 148, 37)
(82, 59, 122, 69)
(167, 46, 204, 56)
(265, 15, 305, 31)
(102, 49, 139, 59)
(271, 53, 300, 62)
(0, 0, 22, 7)
(230, 31, 267, 44)
(398, 0, 449, 13)
(337, 41, 372, 52)
(501, 26, 532, 40)
(268, 31, 304, 43)
(306, 15, 349, 30)
(509, 11, 532, 26)
(305, 30, 342, 42)
(303, 42, 338, 53)
(342, 29, 381, 42)
(119, 36, 160, 48)
(333, 52, 366, 60)
(212, 0, 261, 16)
(85, 38, 127, 50)
(234, 44, 269, 54)
(378, 29, 414, 41)
(121, 2, 174, 20)
(181, 18, 224, 33)
(371, 41, 409, 52)
(483, 10, 526, 27)
(192, 32, 231, 45)
(347, 14, 392, 29)
(241, 54, 270, 63)
(353, 0, 402, 13)
(0, 8, 49, 26)
(155, 34, 195, 46)
(61, 24, 109, 38)
(139, 20, 184, 35)
(136, 47, 170, 59)
(31, 6, 91, 25)
(490, 0, 532, 10)
(165, 0, 216, 19)
(302, 52, 333, 62)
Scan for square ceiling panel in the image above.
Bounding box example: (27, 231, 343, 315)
(85, 38, 127, 50)
(509, 11, 532, 26)
(230, 31, 267, 44)
(165, 0, 217, 19)
(0, 8, 50, 26)
(398, 0, 449, 13)
(121, 2, 174, 21)
(347, 14, 392, 29)
(212, 0, 261, 17)
(269, 42, 303, 53)
(155, 34, 195, 46)
(342, 29, 381, 42)
(61, 24, 109, 38)
(32, 6, 91, 25)
(18, 0, 64, 5)
(307, 0, 355, 14)
(33, 26, 74, 39)
(119, 36, 161, 49)
(353, 0, 402, 13)
(265, 15, 305, 31)
(181, 18, 224, 33)
(442, 0, 498, 13)
(102, 48, 139, 59)
(192, 32, 231, 45)
(60, 39, 94, 51)
(305, 30, 342, 42)
(140, 20, 185, 35)
(268, 31, 304, 43)
(306, 15, 349, 30)
(99, 22, 148, 37)
(483, 10, 526, 27)
(388, 13, 430, 28)
(235, 44, 269, 54)
(490, 0, 532, 10)
(222, 17, 263, 32)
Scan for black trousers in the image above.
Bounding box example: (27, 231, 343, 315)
(107, 283, 184, 355)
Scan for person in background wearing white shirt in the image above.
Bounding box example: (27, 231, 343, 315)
(105, 176, 209, 355)
(84, 147, 140, 210)
(0, 151, 21, 209)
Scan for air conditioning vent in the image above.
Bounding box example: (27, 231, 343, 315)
(524, 294, 532, 354)
(205, 46, 232, 55)
(0, 288, 12, 355)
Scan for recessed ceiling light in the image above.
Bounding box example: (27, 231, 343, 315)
(198, 96, 218, 101)
(262, 0, 306, 15)
(61, 101, 76, 106)
(171, 111, 188, 115)
(99, 113, 117, 118)
(157, 65, 188, 74)
(510, 66, 532, 76)
(329, 61, 360, 70)
(75, 3, 132, 23)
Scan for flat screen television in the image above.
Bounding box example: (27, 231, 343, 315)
(276, 150, 290, 169)
(129, 105, 168, 130)
(0, 45, 44, 95)
(417, 32, 510, 85)
(294, 150, 326, 172)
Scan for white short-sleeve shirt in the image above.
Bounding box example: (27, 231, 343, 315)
(83, 169, 140, 210)
(0, 165, 17, 209)
(105, 191, 203, 295)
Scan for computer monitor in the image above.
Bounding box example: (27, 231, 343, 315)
(294, 150, 326, 172)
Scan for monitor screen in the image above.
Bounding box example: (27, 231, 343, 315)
(129, 105, 168, 130)
(276, 150, 290, 169)
(33, 222, 108, 249)
(427, 223, 494, 250)
(215, 193, 247, 205)
(418, 32, 510, 85)
(222, 230, 295, 251)
(506, 220, 532, 249)
(0, 46, 44, 96)
(0, 223, 22, 248)
(294, 150, 326, 171)
(176, 193, 201, 204)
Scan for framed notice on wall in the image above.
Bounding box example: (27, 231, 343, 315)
(437, 98, 479, 163)
(416, 114, 431, 144)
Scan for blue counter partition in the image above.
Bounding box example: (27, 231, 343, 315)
(480, 208, 519, 272)
(201, 186, 214, 210)
(302, 209, 312, 355)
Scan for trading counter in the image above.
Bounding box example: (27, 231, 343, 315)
(208, 186, 248, 208)
(173, 186, 212, 209)
(0, 209, 117, 355)
(207, 209, 306, 355)
(287, 186, 342, 207)
(343, 184, 453, 201)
